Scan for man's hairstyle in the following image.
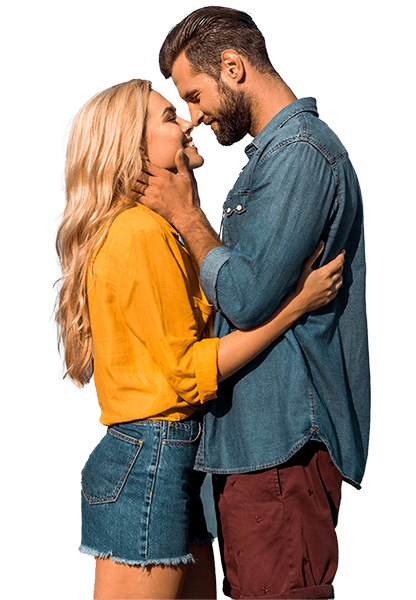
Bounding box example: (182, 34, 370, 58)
(159, 6, 275, 80)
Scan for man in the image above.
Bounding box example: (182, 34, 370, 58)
(139, 7, 370, 599)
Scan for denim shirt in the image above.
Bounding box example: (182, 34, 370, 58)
(196, 98, 370, 489)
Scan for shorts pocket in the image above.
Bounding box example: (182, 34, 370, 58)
(81, 429, 143, 505)
(165, 420, 202, 445)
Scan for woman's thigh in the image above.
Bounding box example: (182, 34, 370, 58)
(94, 557, 188, 599)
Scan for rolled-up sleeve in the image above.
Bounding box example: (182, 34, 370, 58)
(200, 245, 232, 309)
(119, 222, 219, 406)
(201, 142, 337, 329)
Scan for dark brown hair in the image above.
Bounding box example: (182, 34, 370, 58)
(159, 6, 275, 80)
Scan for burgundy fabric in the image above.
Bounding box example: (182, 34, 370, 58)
(213, 442, 342, 599)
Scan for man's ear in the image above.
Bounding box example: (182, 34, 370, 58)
(220, 50, 245, 83)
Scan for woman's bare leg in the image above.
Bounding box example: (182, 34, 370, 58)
(94, 557, 188, 599)
(180, 543, 216, 599)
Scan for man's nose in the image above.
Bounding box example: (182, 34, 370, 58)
(188, 104, 204, 127)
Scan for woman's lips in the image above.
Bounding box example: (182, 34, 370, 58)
(183, 139, 197, 150)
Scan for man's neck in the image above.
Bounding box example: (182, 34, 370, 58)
(247, 72, 297, 138)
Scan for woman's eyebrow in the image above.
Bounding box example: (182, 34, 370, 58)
(162, 106, 177, 118)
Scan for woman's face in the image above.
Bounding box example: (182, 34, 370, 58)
(146, 91, 204, 172)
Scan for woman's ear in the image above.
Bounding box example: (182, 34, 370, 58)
(220, 50, 246, 84)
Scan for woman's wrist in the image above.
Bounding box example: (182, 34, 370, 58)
(280, 288, 305, 318)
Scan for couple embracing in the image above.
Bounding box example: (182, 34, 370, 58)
(56, 7, 370, 599)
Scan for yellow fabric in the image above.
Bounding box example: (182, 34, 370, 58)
(87, 204, 219, 425)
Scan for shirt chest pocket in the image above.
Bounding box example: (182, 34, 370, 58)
(193, 296, 215, 338)
(221, 194, 248, 247)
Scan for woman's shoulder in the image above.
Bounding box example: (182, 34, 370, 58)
(110, 204, 175, 240)
(94, 205, 174, 272)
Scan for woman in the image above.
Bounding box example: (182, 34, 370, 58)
(55, 79, 344, 599)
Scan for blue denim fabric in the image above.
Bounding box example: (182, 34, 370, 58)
(80, 419, 212, 566)
(197, 98, 370, 488)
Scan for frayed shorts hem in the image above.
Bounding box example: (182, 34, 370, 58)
(78, 544, 196, 568)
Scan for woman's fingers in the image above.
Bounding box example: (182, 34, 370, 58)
(304, 241, 325, 270)
(328, 250, 346, 274)
(324, 252, 345, 303)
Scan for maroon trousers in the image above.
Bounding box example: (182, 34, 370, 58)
(213, 442, 343, 599)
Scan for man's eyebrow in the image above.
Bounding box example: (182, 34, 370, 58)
(182, 90, 199, 102)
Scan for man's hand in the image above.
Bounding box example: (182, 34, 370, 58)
(134, 149, 223, 270)
(134, 150, 200, 230)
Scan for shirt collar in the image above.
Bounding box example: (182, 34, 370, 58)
(245, 97, 319, 157)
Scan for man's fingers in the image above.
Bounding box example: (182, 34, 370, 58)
(132, 181, 148, 196)
(141, 160, 169, 178)
(175, 149, 192, 178)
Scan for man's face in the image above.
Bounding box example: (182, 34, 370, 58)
(171, 52, 251, 146)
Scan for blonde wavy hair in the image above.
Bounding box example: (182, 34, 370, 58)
(55, 79, 151, 387)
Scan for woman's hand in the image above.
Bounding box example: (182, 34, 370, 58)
(290, 242, 345, 314)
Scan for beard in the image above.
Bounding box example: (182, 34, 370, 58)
(212, 80, 252, 146)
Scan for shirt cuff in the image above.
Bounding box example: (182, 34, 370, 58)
(193, 337, 219, 404)
(200, 246, 232, 309)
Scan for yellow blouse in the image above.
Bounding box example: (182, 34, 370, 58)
(87, 204, 219, 425)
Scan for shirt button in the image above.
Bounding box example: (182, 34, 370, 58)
(226, 207, 232, 214)
(236, 204, 243, 211)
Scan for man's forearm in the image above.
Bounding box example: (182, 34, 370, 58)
(173, 206, 224, 271)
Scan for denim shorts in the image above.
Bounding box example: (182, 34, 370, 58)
(79, 418, 213, 567)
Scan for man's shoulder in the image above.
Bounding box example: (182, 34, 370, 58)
(258, 103, 349, 166)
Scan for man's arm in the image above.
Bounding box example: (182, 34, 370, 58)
(200, 142, 338, 329)
(138, 150, 224, 269)
(139, 144, 338, 330)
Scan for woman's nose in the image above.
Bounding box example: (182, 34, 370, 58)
(179, 118, 193, 134)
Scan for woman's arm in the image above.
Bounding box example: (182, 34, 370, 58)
(120, 218, 342, 404)
(217, 243, 344, 383)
